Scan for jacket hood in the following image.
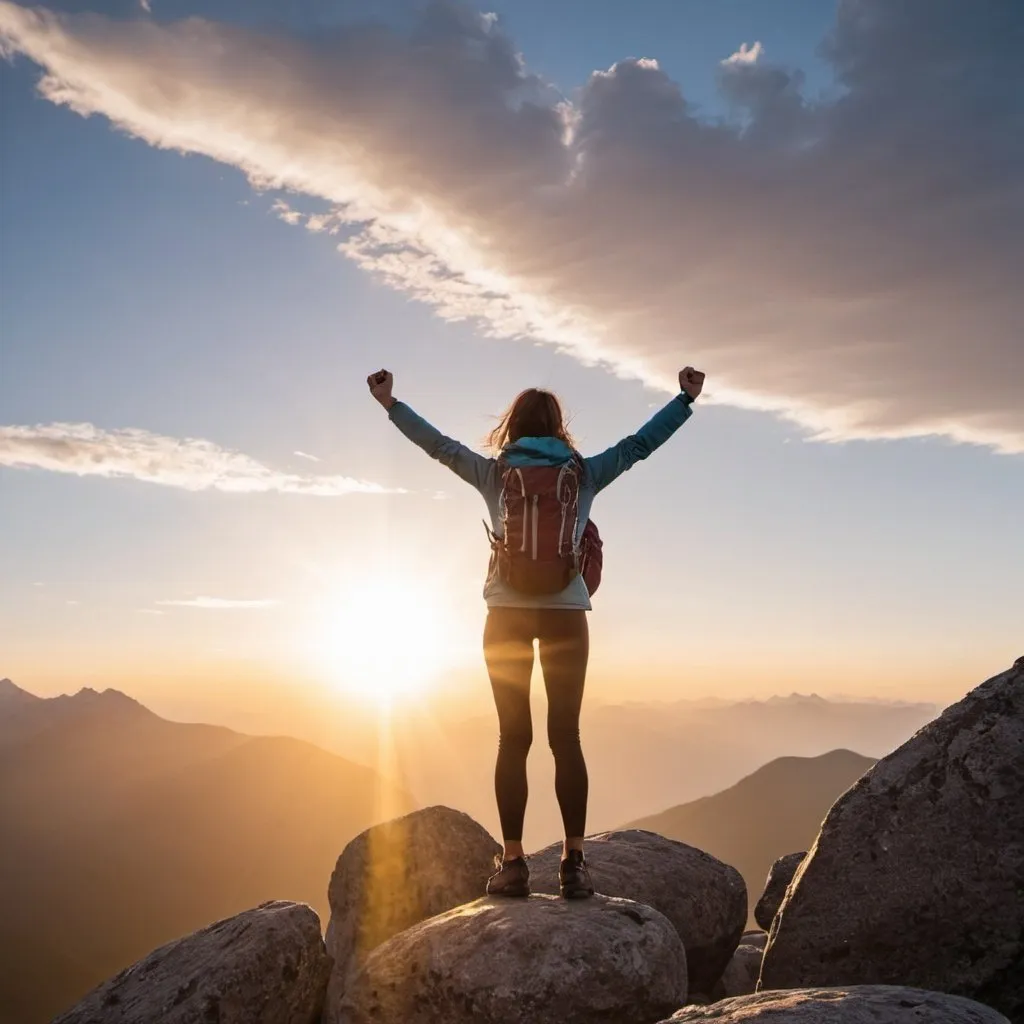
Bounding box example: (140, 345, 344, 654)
(501, 435, 575, 467)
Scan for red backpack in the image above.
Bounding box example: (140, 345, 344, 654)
(486, 456, 603, 597)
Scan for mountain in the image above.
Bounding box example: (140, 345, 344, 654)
(625, 749, 876, 927)
(386, 696, 934, 850)
(0, 677, 39, 705)
(0, 683, 414, 1024)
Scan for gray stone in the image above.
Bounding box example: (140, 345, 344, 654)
(331, 893, 687, 1024)
(657, 986, 1010, 1023)
(742, 929, 767, 952)
(530, 829, 746, 994)
(753, 851, 805, 930)
(324, 805, 500, 1007)
(714, 944, 763, 998)
(760, 661, 1024, 1022)
(54, 901, 329, 1024)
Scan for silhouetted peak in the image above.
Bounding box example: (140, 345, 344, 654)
(72, 686, 135, 703)
(764, 692, 828, 706)
(0, 678, 40, 703)
(56, 686, 152, 719)
(740, 748, 874, 786)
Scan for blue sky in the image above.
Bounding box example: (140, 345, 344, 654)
(1, 0, 1021, 720)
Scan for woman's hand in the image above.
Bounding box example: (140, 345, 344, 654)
(679, 367, 706, 400)
(367, 369, 396, 410)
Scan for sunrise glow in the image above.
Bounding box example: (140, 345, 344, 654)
(306, 575, 456, 705)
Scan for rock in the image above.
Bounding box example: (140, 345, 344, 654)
(54, 901, 329, 1024)
(529, 829, 746, 994)
(324, 806, 500, 1005)
(759, 661, 1024, 1021)
(657, 986, 1010, 1023)
(742, 929, 768, 952)
(331, 893, 688, 1024)
(714, 944, 763, 998)
(753, 851, 805, 930)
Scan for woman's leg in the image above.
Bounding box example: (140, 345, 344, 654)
(537, 610, 590, 853)
(483, 607, 536, 859)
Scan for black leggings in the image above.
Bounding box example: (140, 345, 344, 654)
(483, 607, 589, 842)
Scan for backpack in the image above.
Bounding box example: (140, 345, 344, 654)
(485, 455, 603, 597)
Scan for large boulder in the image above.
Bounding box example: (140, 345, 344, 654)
(760, 660, 1024, 1021)
(54, 901, 329, 1024)
(753, 851, 805, 930)
(324, 805, 500, 1004)
(330, 893, 687, 1024)
(657, 987, 1010, 1023)
(529, 829, 746, 995)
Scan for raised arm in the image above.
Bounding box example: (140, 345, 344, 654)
(584, 367, 705, 493)
(367, 369, 493, 491)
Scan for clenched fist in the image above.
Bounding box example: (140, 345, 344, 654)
(367, 369, 396, 410)
(679, 367, 706, 400)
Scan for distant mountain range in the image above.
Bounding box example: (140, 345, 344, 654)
(0, 676, 934, 1022)
(0, 679, 413, 1024)
(387, 692, 935, 848)
(625, 748, 876, 927)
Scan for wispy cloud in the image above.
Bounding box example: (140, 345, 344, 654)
(0, 1, 1020, 452)
(156, 596, 280, 609)
(293, 450, 321, 462)
(271, 197, 301, 226)
(0, 422, 401, 495)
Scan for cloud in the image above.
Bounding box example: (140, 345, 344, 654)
(0, 422, 400, 495)
(271, 197, 302, 225)
(722, 41, 763, 66)
(155, 596, 279, 609)
(293, 449, 321, 462)
(0, 0, 1021, 452)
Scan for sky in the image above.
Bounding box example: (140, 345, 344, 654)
(1, 0, 1021, 728)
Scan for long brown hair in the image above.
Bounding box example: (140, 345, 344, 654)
(485, 388, 575, 453)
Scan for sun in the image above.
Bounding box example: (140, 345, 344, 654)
(308, 574, 456, 705)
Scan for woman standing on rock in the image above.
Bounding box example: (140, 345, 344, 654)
(367, 367, 704, 898)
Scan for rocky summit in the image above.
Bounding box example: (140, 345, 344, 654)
(331, 893, 687, 1024)
(529, 829, 746, 996)
(49, 660, 1023, 1024)
(759, 660, 1024, 1020)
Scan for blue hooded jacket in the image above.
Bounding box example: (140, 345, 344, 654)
(388, 393, 694, 610)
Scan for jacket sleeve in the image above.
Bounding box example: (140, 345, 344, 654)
(584, 393, 694, 493)
(388, 400, 494, 492)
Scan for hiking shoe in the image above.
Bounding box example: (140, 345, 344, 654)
(559, 849, 594, 899)
(486, 856, 530, 897)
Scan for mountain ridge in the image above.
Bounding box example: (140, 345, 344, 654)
(625, 748, 876, 928)
(0, 680, 414, 1024)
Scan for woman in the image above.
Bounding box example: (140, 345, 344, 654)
(367, 366, 705, 898)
